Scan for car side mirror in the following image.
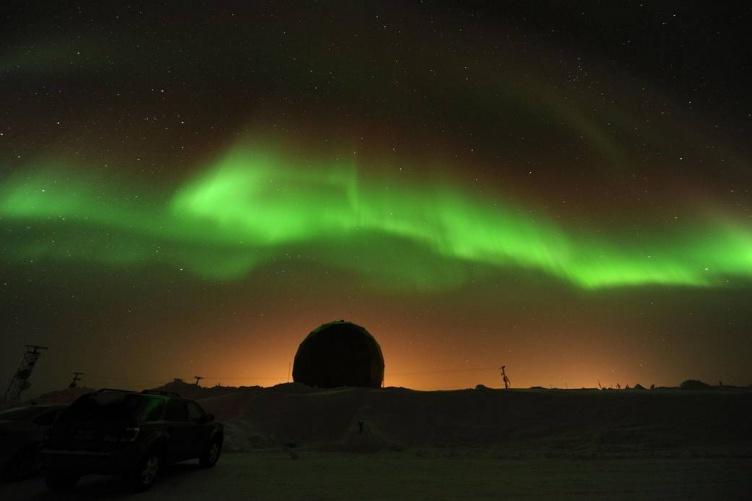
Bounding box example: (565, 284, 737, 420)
(201, 413, 215, 424)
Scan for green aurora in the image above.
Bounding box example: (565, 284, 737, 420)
(2, 145, 751, 291)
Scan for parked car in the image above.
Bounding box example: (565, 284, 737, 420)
(42, 389, 222, 491)
(0, 404, 65, 480)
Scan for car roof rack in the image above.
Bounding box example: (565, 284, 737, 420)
(140, 390, 181, 398)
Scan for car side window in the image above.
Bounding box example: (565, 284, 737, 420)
(142, 398, 165, 422)
(186, 401, 206, 423)
(32, 408, 61, 425)
(164, 399, 189, 422)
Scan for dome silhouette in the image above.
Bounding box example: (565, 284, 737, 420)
(292, 320, 384, 388)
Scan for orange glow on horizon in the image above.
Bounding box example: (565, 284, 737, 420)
(88, 314, 684, 392)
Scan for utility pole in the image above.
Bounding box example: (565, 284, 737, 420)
(69, 371, 84, 388)
(193, 376, 204, 387)
(500, 365, 511, 390)
(4, 345, 48, 403)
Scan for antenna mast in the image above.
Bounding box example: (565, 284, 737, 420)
(500, 365, 511, 390)
(69, 371, 84, 388)
(4, 345, 48, 402)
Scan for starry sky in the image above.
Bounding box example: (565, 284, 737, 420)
(2, 1, 751, 393)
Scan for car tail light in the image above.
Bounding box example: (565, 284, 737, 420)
(104, 427, 140, 442)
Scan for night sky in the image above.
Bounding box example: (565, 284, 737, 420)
(2, 1, 751, 393)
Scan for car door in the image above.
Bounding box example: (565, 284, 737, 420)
(163, 399, 192, 462)
(186, 401, 212, 457)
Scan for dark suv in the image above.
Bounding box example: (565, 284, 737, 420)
(42, 389, 223, 491)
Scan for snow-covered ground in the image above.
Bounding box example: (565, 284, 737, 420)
(2, 451, 751, 500)
(195, 384, 752, 458)
(4, 382, 750, 499)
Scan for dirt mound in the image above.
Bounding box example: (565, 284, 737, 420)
(147, 379, 261, 400)
(25, 386, 96, 406)
(207, 386, 752, 457)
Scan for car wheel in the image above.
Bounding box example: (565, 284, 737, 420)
(45, 470, 80, 491)
(199, 436, 222, 468)
(127, 451, 161, 492)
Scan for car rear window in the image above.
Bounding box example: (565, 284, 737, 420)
(186, 401, 206, 422)
(164, 399, 189, 421)
(64, 392, 165, 423)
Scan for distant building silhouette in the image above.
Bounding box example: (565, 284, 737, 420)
(293, 320, 384, 388)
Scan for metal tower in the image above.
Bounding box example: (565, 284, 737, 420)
(69, 371, 84, 388)
(3, 345, 48, 402)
